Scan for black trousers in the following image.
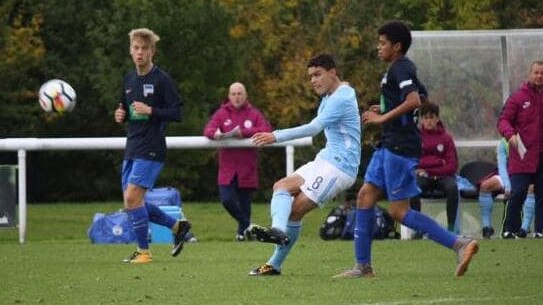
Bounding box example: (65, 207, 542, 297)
(409, 175, 459, 230)
(504, 161, 543, 234)
(219, 175, 254, 235)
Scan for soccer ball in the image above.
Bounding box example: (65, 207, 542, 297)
(38, 79, 76, 113)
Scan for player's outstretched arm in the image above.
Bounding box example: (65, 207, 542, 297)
(251, 132, 276, 147)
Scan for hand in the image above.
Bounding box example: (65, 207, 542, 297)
(114, 103, 125, 123)
(361, 110, 385, 125)
(234, 128, 242, 139)
(131, 101, 152, 115)
(251, 132, 276, 147)
(213, 129, 223, 140)
(508, 134, 518, 149)
(416, 169, 428, 177)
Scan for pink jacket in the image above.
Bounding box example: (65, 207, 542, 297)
(497, 82, 543, 174)
(203, 100, 272, 188)
(418, 121, 458, 177)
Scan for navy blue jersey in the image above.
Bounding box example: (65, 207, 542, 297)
(379, 56, 424, 158)
(120, 65, 182, 161)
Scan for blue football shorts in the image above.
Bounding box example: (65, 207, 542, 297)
(364, 147, 420, 201)
(121, 159, 164, 191)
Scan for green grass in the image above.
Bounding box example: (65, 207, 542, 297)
(1, 202, 542, 305)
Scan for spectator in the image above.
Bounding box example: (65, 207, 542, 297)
(409, 102, 459, 233)
(497, 60, 543, 239)
(203, 82, 272, 241)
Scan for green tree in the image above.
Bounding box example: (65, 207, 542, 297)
(0, 0, 45, 135)
(1, 0, 242, 202)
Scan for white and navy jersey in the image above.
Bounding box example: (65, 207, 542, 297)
(120, 65, 182, 161)
(379, 56, 425, 158)
(273, 84, 361, 178)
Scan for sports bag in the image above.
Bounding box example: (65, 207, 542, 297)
(145, 187, 182, 206)
(88, 211, 136, 244)
(320, 205, 399, 240)
(319, 204, 351, 240)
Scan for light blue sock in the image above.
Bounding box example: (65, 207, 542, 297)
(402, 209, 457, 249)
(354, 208, 374, 264)
(126, 206, 149, 250)
(268, 221, 302, 270)
(521, 193, 535, 231)
(270, 189, 293, 232)
(478, 192, 493, 228)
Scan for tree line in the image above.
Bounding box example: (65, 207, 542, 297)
(1, 0, 541, 203)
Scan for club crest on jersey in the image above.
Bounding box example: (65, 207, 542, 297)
(437, 143, 444, 152)
(143, 84, 154, 97)
(243, 120, 253, 129)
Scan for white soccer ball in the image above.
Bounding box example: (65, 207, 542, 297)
(38, 79, 76, 113)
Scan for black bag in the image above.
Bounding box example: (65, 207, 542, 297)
(319, 204, 351, 240)
(371, 206, 399, 240)
(320, 204, 399, 240)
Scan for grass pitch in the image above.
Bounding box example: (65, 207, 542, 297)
(1, 202, 542, 305)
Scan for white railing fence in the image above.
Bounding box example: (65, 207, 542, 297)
(0, 136, 313, 244)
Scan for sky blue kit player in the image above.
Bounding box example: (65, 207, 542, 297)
(335, 21, 479, 279)
(114, 28, 191, 264)
(248, 54, 361, 276)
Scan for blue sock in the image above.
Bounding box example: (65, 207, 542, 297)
(270, 189, 293, 232)
(268, 221, 302, 270)
(521, 193, 535, 231)
(478, 192, 493, 228)
(402, 209, 457, 249)
(145, 203, 176, 229)
(126, 206, 149, 250)
(354, 208, 374, 264)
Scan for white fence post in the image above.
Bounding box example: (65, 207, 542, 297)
(17, 149, 27, 244)
(286, 145, 295, 175)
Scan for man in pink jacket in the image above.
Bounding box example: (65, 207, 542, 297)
(409, 102, 459, 233)
(204, 82, 272, 241)
(498, 60, 543, 239)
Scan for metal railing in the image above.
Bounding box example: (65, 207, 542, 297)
(0, 136, 313, 244)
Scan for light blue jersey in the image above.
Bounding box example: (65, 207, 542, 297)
(273, 84, 361, 178)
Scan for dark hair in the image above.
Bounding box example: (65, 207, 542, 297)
(420, 102, 439, 116)
(307, 54, 336, 70)
(378, 21, 412, 54)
